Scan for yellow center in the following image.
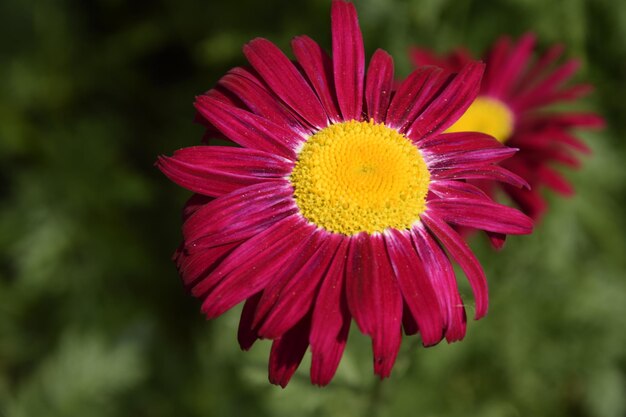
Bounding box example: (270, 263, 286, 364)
(289, 120, 430, 235)
(445, 96, 515, 143)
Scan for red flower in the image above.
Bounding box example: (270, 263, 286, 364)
(411, 34, 604, 222)
(158, 1, 532, 387)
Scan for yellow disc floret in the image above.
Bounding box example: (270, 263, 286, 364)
(289, 120, 430, 235)
(445, 96, 515, 143)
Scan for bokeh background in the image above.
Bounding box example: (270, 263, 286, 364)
(1, 0, 625, 416)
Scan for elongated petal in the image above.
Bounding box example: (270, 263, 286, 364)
(243, 38, 328, 129)
(385, 229, 444, 346)
(435, 165, 530, 189)
(346, 233, 402, 378)
(176, 242, 240, 288)
(195, 95, 298, 159)
(238, 292, 262, 350)
(332, 0, 365, 121)
(292, 35, 341, 123)
(428, 198, 533, 234)
(269, 315, 311, 388)
(386, 66, 445, 132)
(258, 234, 343, 339)
(252, 231, 324, 331)
(157, 146, 292, 197)
(365, 49, 394, 123)
(407, 62, 485, 140)
(412, 225, 466, 342)
(218, 67, 311, 137)
(422, 212, 488, 320)
(182, 181, 296, 250)
(310, 238, 351, 386)
(192, 216, 314, 311)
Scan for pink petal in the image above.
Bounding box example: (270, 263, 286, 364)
(176, 242, 240, 288)
(268, 314, 311, 388)
(537, 165, 574, 196)
(346, 233, 402, 378)
(238, 292, 262, 351)
(243, 38, 328, 129)
(157, 146, 292, 197)
(251, 230, 325, 331)
(428, 198, 534, 235)
(489, 33, 535, 97)
(182, 181, 297, 251)
(421, 212, 488, 320)
(195, 95, 298, 160)
(419, 131, 505, 154)
(309, 238, 351, 386)
(429, 180, 490, 200)
(331, 0, 365, 121)
(516, 43, 564, 88)
(257, 234, 343, 339)
(365, 49, 394, 123)
(406, 61, 485, 140)
(218, 67, 311, 137)
(192, 216, 314, 312)
(385, 66, 445, 132)
(385, 229, 444, 346)
(292, 35, 341, 123)
(503, 184, 547, 221)
(434, 165, 530, 189)
(181, 194, 213, 222)
(412, 224, 467, 342)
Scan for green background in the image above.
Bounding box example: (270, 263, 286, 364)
(1, 0, 624, 416)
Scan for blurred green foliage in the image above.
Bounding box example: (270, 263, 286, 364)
(1, 0, 624, 416)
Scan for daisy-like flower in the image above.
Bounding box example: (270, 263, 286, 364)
(411, 34, 604, 221)
(158, 1, 533, 387)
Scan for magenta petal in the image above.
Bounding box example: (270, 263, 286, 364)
(182, 181, 296, 250)
(258, 234, 342, 339)
(292, 35, 341, 123)
(309, 238, 351, 386)
(181, 194, 213, 222)
(346, 233, 402, 378)
(422, 212, 488, 320)
(487, 33, 535, 97)
(157, 146, 292, 198)
(365, 49, 394, 123)
(435, 165, 530, 189)
(385, 229, 444, 346)
(176, 242, 240, 288)
(517, 43, 564, 88)
(386, 66, 445, 132)
(407, 61, 485, 140)
(428, 198, 534, 235)
(419, 131, 506, 155)
(218, 67, 311, 137)
(412, 225, 466, 342)
(193, 216, 315, 315)
(243, 38, 328, 129)
(332, 0, 365, 121)
(427, 145, 518, 171)
(252, 231, 324, 331)
(429, 180, 490, 200)
(268, 315, 311, 388)
(503, 184, 548, 221)
(537, 165, 574, 196)
(238, 292, 262, 351)
(195, 95, 298, 160)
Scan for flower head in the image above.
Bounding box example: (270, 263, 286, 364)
(158, 1, 533, 387)
(411, 34, 605, 221)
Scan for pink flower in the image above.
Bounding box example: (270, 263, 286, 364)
(158, 1, 532, 387)
(411, 34, 604, 222)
